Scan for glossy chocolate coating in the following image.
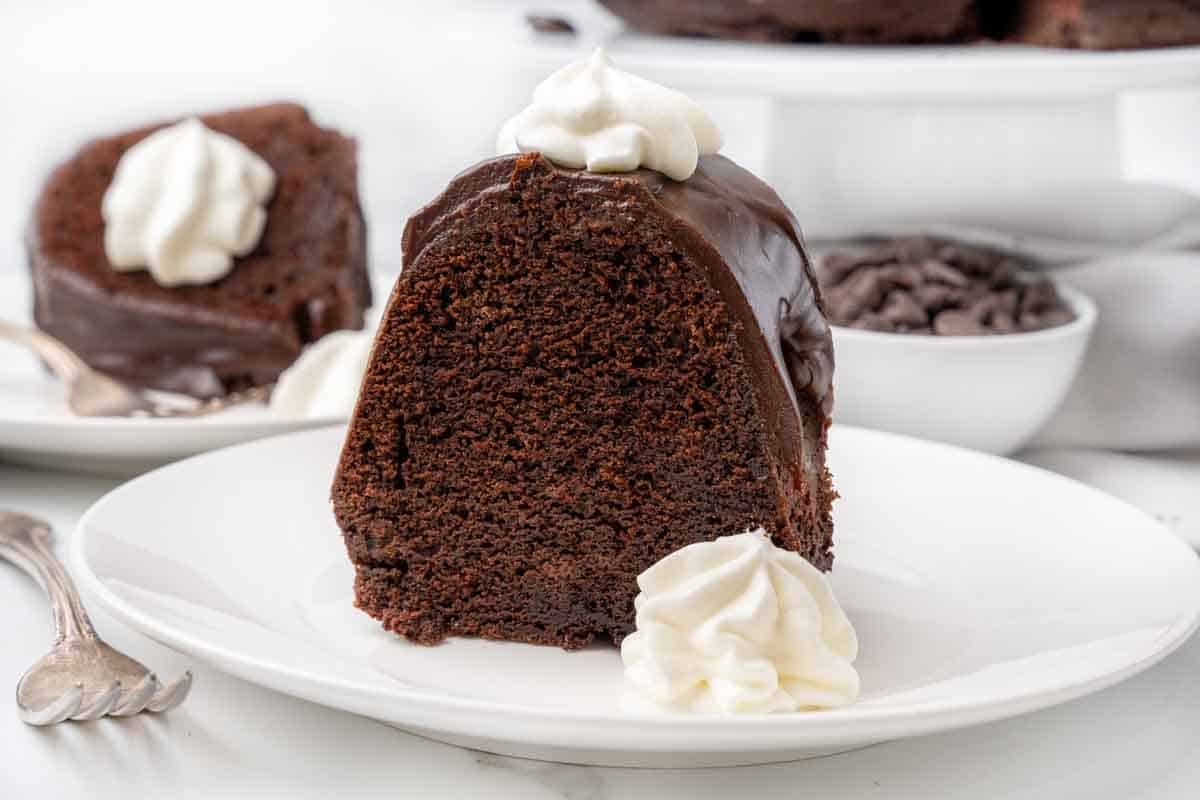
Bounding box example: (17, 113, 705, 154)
(403, 153, 833, 469)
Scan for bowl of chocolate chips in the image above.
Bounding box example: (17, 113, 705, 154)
(816, 236, 1097, 455)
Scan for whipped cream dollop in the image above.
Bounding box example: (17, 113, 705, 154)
(621, 530, 859, 714)
(496, 48, 722, 181)
(102, 118, 275, 287)
(270, 329, 375, 420)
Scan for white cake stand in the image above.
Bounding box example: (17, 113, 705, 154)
(525, 28, 1200, 244)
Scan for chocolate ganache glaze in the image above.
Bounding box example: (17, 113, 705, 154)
(403, 152, 833, 472)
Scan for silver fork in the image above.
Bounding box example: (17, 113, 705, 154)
(0, 318, 271, 418)
(0, 511, 192, 724)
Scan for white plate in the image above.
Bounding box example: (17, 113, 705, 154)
(71, 425, 1200, 767)
(0, 272, 384, 475)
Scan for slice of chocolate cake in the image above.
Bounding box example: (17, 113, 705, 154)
(27, 103, 371, 398)
(598, 0, 980, 43)
(333, 151, 834, 650)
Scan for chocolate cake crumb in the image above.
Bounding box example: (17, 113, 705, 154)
(816, 236, 1075, 335)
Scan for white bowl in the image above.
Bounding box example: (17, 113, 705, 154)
(830, 285, 1097, 455)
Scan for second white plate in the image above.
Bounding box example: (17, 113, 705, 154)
(0, 272, 384, 475)
(71, 425, 1200, 767)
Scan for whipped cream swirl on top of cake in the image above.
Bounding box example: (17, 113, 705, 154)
(621, 530, 859, 714)
(496, 48, 722, 181)
(102, 117, 275, 287)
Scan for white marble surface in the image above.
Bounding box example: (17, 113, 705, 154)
(2, 451, 1200, 799)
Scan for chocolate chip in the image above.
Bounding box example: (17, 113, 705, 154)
(933, 309, 986, 335)
(1027, 309, 1075, 331)
(994, 288, 1019, 316)
(936, 245, 965, 267)
(826, 283, 879, 325)
(855, 312, 897, 332)
(843, 269, 885, 309)
(876, 264, 924, 291)
(990, 259, 1020, 289)
(1040, 309, 1076, 329)
(913, 284, 959, 311)
(819, 251, 861, 285)
(961, 296, 991, 322)
(856, 243, 900, 266)
(1020, 279, 1061, 315)
(938, 243, 993, 274)
(880, 289, 929, 328)
(920, 259, 970, 288)
(1018, 311, 1044, 330)
(894, 236, 939, 263)
(990, 310, 1016, 333)
(825, 292, 856, 325)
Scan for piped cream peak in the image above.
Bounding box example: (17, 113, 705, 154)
(102, 118, 275, 288)
(496, 48, 722, 181)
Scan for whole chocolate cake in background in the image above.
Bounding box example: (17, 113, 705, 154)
(598, 0, 980, 43)
(27, 103, 372, 398)
(1004, 0, 1200, 50)
(597, 0, 1200, 49)
(332, 52, 836, 650)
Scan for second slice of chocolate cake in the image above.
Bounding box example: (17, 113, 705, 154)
(28, 103, 371, 398)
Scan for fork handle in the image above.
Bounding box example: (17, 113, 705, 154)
(0, 512, 97, 644)
(0, 318, 90, 382)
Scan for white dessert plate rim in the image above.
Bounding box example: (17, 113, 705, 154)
(69, 424, 1200, 764)
(0, 271, 387, 473)
(0, 270, 350, 429)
